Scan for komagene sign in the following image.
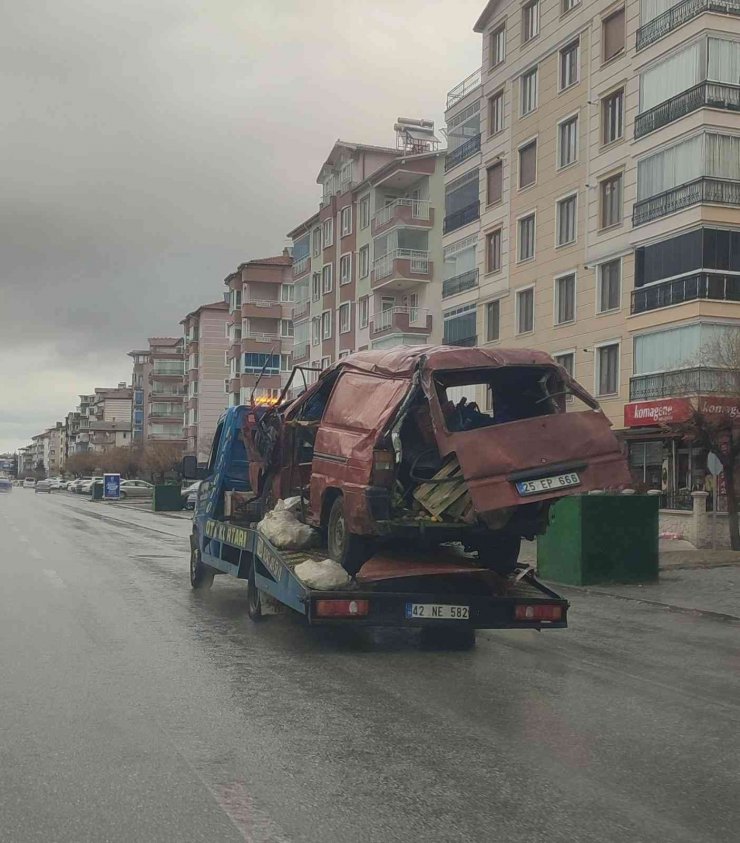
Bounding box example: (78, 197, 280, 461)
(624, 398, 693, 427)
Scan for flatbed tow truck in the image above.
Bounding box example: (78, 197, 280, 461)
(187, 405, 568, 649)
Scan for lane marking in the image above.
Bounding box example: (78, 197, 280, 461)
(42, 569, 65, 588)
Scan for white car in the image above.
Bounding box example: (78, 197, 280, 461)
(118, 480, 154, 499)
(80, 477, 103, 494)
(35, 479, 53, 493)
(182, 481, 201, 510)
(23, 477, 36, 488)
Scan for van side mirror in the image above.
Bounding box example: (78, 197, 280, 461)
(181, 455, 198, 479)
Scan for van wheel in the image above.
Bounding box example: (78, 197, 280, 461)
(327, 495, 370, 576)
(190, 545, 214, 590)
(246, 562, 264, 621)
(475, 533, 521, 576)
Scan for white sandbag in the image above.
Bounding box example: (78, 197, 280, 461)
(294, 558, 351, 590)
(280, 496, 303, 515)
(257, 504, 320, 550)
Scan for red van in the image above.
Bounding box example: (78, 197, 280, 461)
(243, 347, 630, 574)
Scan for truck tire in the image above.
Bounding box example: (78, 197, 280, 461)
(190, 545, 214, 590)
(327, 495, 370, 576)
(420, 626, 476, 651)
(246, 561, 264, 621)
(475, 532, 521, 576)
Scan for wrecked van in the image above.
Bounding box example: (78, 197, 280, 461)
(242, 346, 630, 575)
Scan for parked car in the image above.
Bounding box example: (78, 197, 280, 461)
(35, 479, 53, 493)
(0, 479, 12, 493)
(118, 480, 154, 499)
(79, 477, 103, 495)
(23, 477, 36, 488)
(47, 478, 63, 490)
(182, 481, 201, 510)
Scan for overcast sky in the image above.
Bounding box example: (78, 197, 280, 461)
(0, 0, 483, 453)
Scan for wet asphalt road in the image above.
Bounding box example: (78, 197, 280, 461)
(1, 489, 739, 843)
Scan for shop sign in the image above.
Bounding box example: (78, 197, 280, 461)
(624, 398, 693, 428)
(697, 396, 740, 419)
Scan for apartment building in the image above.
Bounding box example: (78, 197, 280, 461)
(129, 338, 186, 443)
(224, 251, 294, 406)
(444, 0, 740, 500)
(181, 299, 229, 463)
(288, 119, 445, 369)
(88, 385, 133, 452)
(17, 447, 33, 477)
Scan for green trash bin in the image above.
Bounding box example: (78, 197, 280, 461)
(537, 494, 659, 586)
(90, 480, 103, 501)
(152, 484, 184, 512)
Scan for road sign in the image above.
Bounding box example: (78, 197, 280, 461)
(707, 452, 722, 476)
(103, 473, 121, 500)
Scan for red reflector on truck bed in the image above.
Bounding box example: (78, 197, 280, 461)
(315, 599, 370, 618)
(515, 604, 562, 622)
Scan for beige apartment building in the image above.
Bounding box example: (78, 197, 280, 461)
(181, 299, 229, 463)
(442, 0, 740, 501)
(288, 119, 445, 369)
(88, 386, 133, 452)
(128, 338, 186, 444)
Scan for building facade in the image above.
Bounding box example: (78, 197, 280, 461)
(129, 338, 186, 444)
(447, 0, 740, 501)
(89, 386, 133, 452)
(181, 299, 229, 463)
(288, 119, 446, 370)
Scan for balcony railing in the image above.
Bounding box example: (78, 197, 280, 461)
(293, 342, 310, 362)
(372, 198, 432, 229)
(636, 0, 740, 51)
(447, 68, 482, 109)
(292, 255, 310, 278)
(243, 332, 282, 343)
(292, 298, 310, 321)
(370, 307, 432, 337)
(630, 367, 736, 400)
(373, 249, 430, 281)
(243, 298, 281, 309)
(632, 177, 740, 226)
(445, 134, 481, 171)
(446, 335, 477, 347)
(442, 269, 479, 298)
(631, 272, 740, 314)
(443, 201, 480, 234)
(635, 82, 740, 138)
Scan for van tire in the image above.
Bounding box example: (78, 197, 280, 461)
(327, 496, 370, 576)
(475, 532, 521, 576)
(190, 545, 214, 590)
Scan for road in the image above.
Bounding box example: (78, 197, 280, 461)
(1, 489, 738, 843)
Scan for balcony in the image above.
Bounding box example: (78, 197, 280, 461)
(371, 250, 433, 289)
(371, 199, 434, 237)
(445, 134, 481, 172)
(443, 201, 480, 234)
(148, 432, 185, 441)
(292, 255, 310, 279)
(150, 365, 185, 379)
(293, 342, 310, 363)
(242, 332, 288, 354)
(447, 67, 482, 109)
(442, 269, 479, 299)
(631, 272, 740, 314)
(369, 307, 433, 340)
(630, 367, 736, 400)
(636, 0, 740, 51)
(446, 335, 477, 347)
(242, 299, 283, 320)
(632, 178, 740, 226)
(635, 82, 740, 139)
(292, 299, 311, 321)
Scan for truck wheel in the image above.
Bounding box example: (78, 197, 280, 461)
(475, 533, 521, 576)
(190, 545, 214, 590)
(420, 626, 476, 651)
(246, 562, 264, 621)
(327, 496, 370, 576)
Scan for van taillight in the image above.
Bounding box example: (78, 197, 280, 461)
(371, 450, 395, 486)
(514, 604, 563, 622)
(315, 599, 370, 618)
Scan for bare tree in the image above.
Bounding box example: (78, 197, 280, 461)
(65, 452, 98, 477)
(97, 446, 143, 478)
(142, 441, 184, 484)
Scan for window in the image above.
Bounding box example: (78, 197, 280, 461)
(518, 140, 537, 189)
(522, 0, 540, 42)
(557, 194, 577, 246)
(312, 272, 321, 302)
(598, 259, 621, 312)
(312, 228, 322, 257)
(486, 300, 500, 342)
(311, 316, 320, 346)
(244, 353, 280, 375)
(224, 378, 230, 394)
(486, 229, 502, 273)
(339, 303, 351, 333)
(563, 0, 580, 12)
(224, 350, 230, 366)
(322, 218, 333, 247)
(516, 288, 534, 334)
(558, 115, 578, 168)
(555, 274, 576, 324)
(280, 319, 294, 338)
(340, 253, 352, 285)
(521, 67, 538, 115)
(555, 351, 574, 378)
(359, 195, 370, 229)
(359, 245, 370, 279)
(488, 90, 504, 135)
(321, 310, 331, 339)
(322, 264, 333, 293)
(443, 302, 477, 345)
(338, 350, 351, 360)
(602, 8, 625, 62)
(596, 343, 619, 396)
(321, 356, 331, 370)
(280, 354, 292, 372)
(359, 296, 369, 328)
(518, 214, 536, 261)
(560, 40, 579, 90)
(486, 162, 503, 205)
(490, 24, 506, 67)
(600, 173, 623, 229)
(602, 88, 624, 144)
(340, 206, 352, 236)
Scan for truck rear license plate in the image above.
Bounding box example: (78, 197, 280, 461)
(405, 603, 469, 620)
(516, 472, 580, 496)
